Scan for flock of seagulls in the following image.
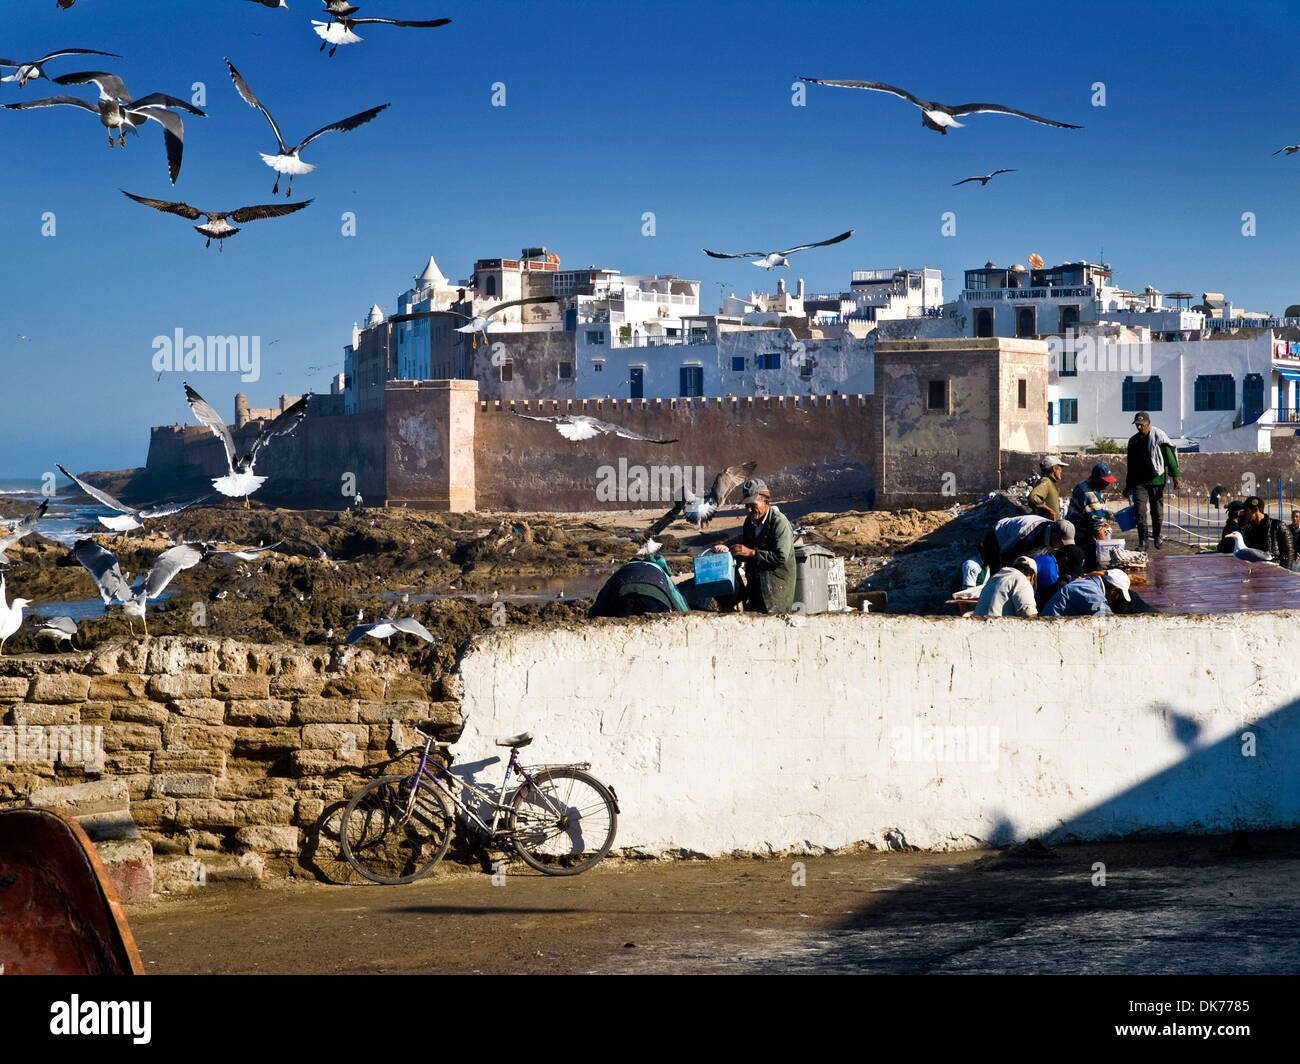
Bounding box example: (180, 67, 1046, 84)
(5, 3, 451, 242)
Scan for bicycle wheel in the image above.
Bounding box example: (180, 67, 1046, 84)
(339, 775, 453, 885)
(508, 767, 618, 876)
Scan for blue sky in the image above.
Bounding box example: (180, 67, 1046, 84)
(3, 0, 1299, 476)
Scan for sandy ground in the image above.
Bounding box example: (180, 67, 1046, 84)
(126, 830, 1300, 974)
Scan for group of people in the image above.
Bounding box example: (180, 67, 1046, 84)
(1217, 497, 1295, 568)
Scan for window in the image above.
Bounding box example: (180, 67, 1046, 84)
(1017, 379, 1027, 409)
(1047, 401, 1055, 426)
(1058, 306, 1080, 333)
(974, 308, 994, 338)
(1122, 376, 1163, 411)
(1058, 398, 1078, 424)
(1059, 346, 1077, 377)
(586, 330, 605, 345)
(558, 362, 573, 380)
(680, 366, 703, 397)
(592, 361, 603, 373)
(485, 276, 497, 297)
(1015, 307, 1036, 338)
(500, 360, 513, 383)
(927, 379, 948, 411)
(731, 356, 745, 372)
(1194, 374, 1235, 411)
(758, 352, 780, 370)
(800, 359, 814, 379)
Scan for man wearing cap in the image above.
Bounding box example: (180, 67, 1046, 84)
(711, 477, 796, 614)
(1124, 412, 1180, 550)
(1067, 463, 1117, 569)
(972, 556, 1039, 617)
(1216, 500, 1248, 552)
(1237, 496, 1292, 568)
(1027, 455, 1065, 520)
(1040, 568, 1133, 617)
(978, 514, 1075, 573)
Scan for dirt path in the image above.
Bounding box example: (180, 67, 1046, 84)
(126, 832, 1300, 974)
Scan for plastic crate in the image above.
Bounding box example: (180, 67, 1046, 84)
(693, 552, 736, 597)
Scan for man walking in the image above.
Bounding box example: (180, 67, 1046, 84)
(1124, 412, 1180, 550)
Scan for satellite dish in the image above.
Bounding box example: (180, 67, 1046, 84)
(1028, 253, 1044, 269)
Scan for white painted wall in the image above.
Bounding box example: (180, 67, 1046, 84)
(450, 612, 1300, 855)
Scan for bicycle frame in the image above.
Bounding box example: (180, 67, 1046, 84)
(403, 734, 589, 839)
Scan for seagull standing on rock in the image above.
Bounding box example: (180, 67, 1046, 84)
(0, 576, 32, 653)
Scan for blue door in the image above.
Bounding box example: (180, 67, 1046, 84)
(629, 367, 644, 399)
(1244, 373, 1264, 424)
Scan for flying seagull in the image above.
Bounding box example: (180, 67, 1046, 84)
(799, 78, 1082, 134)
(390, 296, 559, 344)
(643, 461, 757, 539)
(0, 48, 120, 88)
(0, 499, 49, 564)
(5, 71, 205, 183)
(244, 0, 289, 7)
(954, 168, 1016, 186)
(511, 411, 678, 445)
(122, 190, 311, 250)
(345, 617, 438, 645)
(184, 382, 310, 505)
(56, 464, 205, 532)
(1274, 145, 1300, 156)
(73, 539, 202, 636)
(224, 58, 388, 196)
(0, 575, 31, 654)
(312, 13, 452, 57)
(703, 230, 854, 270)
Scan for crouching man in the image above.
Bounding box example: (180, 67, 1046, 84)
(711, 478, 796, 614)
(972, 556, 1039, 618)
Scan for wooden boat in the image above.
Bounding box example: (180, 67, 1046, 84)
(0, 807, 144, 975)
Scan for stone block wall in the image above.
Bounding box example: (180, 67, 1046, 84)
(0, 638, 461, 894)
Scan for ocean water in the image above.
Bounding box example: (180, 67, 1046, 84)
(0, 476, 123, 546)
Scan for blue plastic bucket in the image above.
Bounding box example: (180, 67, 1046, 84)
(1114, 506, 1137, 532)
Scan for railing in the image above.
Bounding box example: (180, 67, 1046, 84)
(1165, 479, 1297, 546)
(612, 334, 713, 348)
(1206, 316, 1300, 332)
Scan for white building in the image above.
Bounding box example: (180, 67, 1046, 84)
(954, 260, 1205, 340)
(1047, 327, 1289, 453)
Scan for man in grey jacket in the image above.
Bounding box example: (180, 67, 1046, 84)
(712, 478, 796, 613)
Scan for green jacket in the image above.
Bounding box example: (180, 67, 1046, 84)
(736, 504, 797, 614)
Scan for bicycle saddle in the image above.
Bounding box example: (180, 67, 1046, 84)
(495, 732, 533, 748)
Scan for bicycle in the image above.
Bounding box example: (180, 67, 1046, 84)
(338, 723, 619, 884)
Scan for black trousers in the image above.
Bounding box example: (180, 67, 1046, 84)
(1132, 483, 1165, 544)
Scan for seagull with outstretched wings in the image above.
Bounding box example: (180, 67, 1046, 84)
(225, 58, 388, 196)
(184, 382, 310, 506)
(511, 411, 677, 445)
(57, 464, 206, 532)
(0, 48, 120, 87)
(0, 499, 48, 564)
(800, 77, 1081, 134)
(954, 168, 1016, 186)
(122, 189, 311, 250)
(313, 10, 452, 56)
(390, 296, 559, 345)
(642, 461, 757, 541)
(703, 230, 853, 270)
(345, 617, 438, 645)
(73, 539, 202, 636)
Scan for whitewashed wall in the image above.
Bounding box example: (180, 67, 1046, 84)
(450, 612, 1300, 854)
